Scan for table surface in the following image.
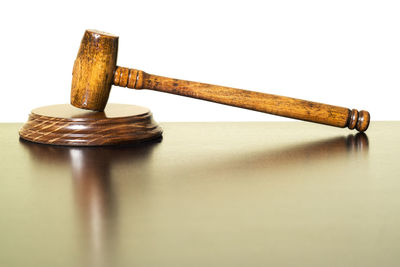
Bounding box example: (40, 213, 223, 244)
(1, 122, 399, 267)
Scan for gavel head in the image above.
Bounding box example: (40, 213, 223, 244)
(71, 30, 119, 111)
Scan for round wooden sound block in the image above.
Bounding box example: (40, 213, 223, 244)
(19, 104, 162, 146)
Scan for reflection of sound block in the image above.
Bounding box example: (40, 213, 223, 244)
(19, 104, 162, 146)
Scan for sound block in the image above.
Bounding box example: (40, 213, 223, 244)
(19, 104, 162, 146)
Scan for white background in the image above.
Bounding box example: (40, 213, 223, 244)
(1, 0, 399, 122)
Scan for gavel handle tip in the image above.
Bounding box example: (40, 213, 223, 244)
(347, 109, 370, 132)
(357, 110, 370, 132)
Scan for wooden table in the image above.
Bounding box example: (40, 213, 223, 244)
(1, 122, 399, 267)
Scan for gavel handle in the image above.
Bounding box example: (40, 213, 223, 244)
(114, 66, 370, 132)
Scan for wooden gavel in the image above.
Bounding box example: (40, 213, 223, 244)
(71, 30, 370, 132)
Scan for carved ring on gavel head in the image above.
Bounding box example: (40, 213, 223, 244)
(71, 29, 370, 132)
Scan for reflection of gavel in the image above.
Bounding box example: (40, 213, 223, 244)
(19, 140, 160, 265)
(71, 30, 370, 132)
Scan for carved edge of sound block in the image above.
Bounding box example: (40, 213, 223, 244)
(19, 106, 163, 146)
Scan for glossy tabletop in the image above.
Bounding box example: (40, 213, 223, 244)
(1, 122, 399, 267)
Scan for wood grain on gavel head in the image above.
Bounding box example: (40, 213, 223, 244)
(71, 30, 118, 112)
(71, 29, 370, 132)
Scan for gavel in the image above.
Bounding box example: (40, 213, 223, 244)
(71, 30, 370, 132)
